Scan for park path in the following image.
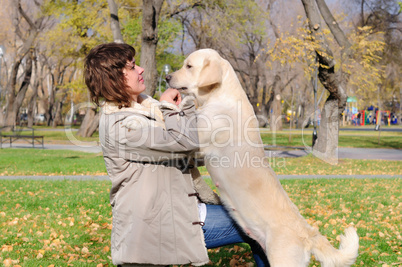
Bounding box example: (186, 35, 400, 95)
(266, 147, 402, 161)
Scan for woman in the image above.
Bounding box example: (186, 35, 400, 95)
(84, 42, 269, 267)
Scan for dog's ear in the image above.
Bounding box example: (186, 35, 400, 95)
(197, 58, 222, 88)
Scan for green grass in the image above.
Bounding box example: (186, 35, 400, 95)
(198, 153, 401, 176)
(34, 130, 99, 144)
(0, 126, 400, 266)
(270, 154, 401, 176)
(1, 178, 401, 266)
(0, 149, 106, 176)
(1, 149, 400, 176)
(282, 178, 402, 267)
(0, 180, 112, 266)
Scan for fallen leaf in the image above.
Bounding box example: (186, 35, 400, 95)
(1, 245, 13, 252)
(3, 259, 12, 267)
(229, 258, 239, 266)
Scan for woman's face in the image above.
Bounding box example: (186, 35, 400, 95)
(123, 59, 146, 101)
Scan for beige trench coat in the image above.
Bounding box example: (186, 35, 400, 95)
(99, 95, 212, 266)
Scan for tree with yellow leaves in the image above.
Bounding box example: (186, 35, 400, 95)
(267, 1, 386, 163)
(41, 0, 112, 128)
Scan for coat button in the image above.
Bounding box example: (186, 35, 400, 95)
(179, 111, 185, 116)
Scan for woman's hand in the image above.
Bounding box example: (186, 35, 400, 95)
(160, 88, 182, 106)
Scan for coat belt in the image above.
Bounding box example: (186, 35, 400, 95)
(128, 158, 195, 172)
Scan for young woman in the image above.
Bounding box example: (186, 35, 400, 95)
(84, 42, 269, 267)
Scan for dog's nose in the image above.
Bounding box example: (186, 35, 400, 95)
(165, 74, 171, 83)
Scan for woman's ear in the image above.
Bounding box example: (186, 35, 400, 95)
(197, 58, 222, 88)
(122, 68, 128, 76)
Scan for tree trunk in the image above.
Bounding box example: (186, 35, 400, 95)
(289, 86, 294, 143)
(4, 60, 20, 127)
(360, 0, 365, 27)
(107, 0, 124, 43)
(141, 0, 164, 97)
(76, 107, 96, 137)
(46, 78, 55, 126)
(27, 56, 40, 127)
(27, 91, 37, 127)
(52, 92, 67, 127)
(297, 103, 306, 128)
(0, 109, 4, 127)
(314, 96, 339, 160)
(296, 86, 308, 129)
(267, 75, 283, 132)
(301, 0, 350, 164)
(6, 49, 34, 126)
(259, 80, 269, 127)
(87, 112, 101, 137)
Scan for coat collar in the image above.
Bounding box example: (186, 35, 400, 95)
(101, 94, 164, 123)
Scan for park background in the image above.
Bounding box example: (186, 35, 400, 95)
(0, 0, 401, 266)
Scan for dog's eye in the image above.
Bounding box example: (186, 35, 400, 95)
(186, 64, 192, 69)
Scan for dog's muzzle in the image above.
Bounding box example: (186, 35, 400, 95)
(165, 74, 188, 90)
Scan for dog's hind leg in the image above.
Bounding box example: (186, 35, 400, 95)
(266, 233, 310, 267)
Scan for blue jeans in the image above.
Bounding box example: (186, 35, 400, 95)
(203, 205, 270, 267)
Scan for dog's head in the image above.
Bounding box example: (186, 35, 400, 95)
(166, 49, 224, 105)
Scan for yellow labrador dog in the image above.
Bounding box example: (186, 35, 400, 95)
(166, 49, 359, 267)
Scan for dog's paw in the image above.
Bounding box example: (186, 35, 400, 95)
(179, 96, 196, 109)
(159, 100, 181, 112)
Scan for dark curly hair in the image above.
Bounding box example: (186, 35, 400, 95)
(84, 43, 136, 108)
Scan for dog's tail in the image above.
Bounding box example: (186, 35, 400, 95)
(311, 226, 359, 267)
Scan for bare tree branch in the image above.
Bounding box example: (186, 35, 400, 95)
(18, 1, 37, 31)
(315, 0, 351, 51)
(168, 1, 205, 18)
